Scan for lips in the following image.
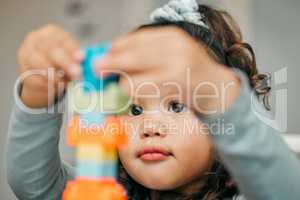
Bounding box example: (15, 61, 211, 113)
(137, 147, 172, 161)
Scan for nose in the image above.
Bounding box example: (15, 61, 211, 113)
(140, 118, 168, 139)
(142, 131, 166, 138)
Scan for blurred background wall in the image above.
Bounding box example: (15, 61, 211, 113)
(1, 0, 299, 199)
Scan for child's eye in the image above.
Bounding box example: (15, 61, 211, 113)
(129, 104, 144, 116)
(168, 101, 186, 113)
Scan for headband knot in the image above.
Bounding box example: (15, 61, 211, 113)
(150, 0, 209, 29)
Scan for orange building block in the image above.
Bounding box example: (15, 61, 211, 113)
(67, 115, 127, 149)
(63, 178, 127, 200)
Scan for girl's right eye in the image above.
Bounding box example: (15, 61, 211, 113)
(129, 104, 144, 116)
(167, 100, 186, 113)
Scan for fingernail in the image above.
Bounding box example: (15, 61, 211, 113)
(93, 59, 107, 76)
(94, 56, 109, 68)
(69, 64, 81, 79)
(74, 50, 85, 62)
(100, 71, 113, 78)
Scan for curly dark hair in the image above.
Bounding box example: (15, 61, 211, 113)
(118, 158, 238, 200)
(117, 4, 271, 200)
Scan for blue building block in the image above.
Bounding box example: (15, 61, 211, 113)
(82, 43, 119, 92)
(79, 113, 106, 126)
(76, 160, 117, 179)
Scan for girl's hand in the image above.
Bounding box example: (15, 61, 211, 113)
(95, 27, 240, 114)
(17, 24, 82, 108)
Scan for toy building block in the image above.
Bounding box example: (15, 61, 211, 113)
(81, 43, 118, 92)
(67, 115, 127, 149)
(63, 43, 129, 200)
(69, 82, 130, 114)
(63, 179, 127, 200)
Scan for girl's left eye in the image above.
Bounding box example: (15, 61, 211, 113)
(129, 104, 144, 116)
(168, 101, 186, 113)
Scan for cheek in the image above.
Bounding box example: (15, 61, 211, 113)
(118, 140, 139, 181)
(117, 117, 142, 178)
(117, 122, 139, 166)
(172, 134, 213, 176)
(118, 147, 131, 172)
(166, 137, 214, 190)
(169, 114, 214, 182)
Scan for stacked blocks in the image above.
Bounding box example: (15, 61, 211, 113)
(69, 44, 129, 115)
(69, 82, 130, 114)
(63, 44, 128, 200)
(76, 145, 117, 179)
(81, 43, 118, 92)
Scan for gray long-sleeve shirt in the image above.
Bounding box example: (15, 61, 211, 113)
(6, 72, 300, 200)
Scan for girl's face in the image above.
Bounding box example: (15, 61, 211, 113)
(118, 97, 214, 191)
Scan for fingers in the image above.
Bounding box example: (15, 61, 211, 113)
(62, 34, 84, 62)
(38, 31, 81, 79)
(93, 27, 180, 75)
(17, 24, 83, 108)
(73, 49, 85, 62)
(19, 47, 66, 85)
(118, 71, 161, 98)
(94, 52, 141, 75)
(47, 47, 81, 79)
(94, 32, 155, 74)
(18, 45, 51, 73)
(21, 24, 82, 80)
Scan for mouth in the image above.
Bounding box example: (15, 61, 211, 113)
(137, 147, 173, 162)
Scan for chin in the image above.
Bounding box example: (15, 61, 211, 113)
(137, 173, 182, 191)
(142, 181, 177, 191)
(146, 184, 178, 191)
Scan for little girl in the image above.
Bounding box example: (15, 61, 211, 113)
(6, 0, 300, 200)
